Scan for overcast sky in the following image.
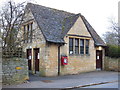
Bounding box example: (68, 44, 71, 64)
(0, 0, 119, 37)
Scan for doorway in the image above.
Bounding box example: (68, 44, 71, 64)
(27, 49, 32, 70)
(34, 48, 39, 72)
(96, 50, 103, 70)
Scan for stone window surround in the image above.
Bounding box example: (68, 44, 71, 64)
(69, 36, 90, 56)
(23, 21, 33, 43)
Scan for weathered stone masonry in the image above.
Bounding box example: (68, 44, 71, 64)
(104, 57, 120, 72)
(21, 3, 106, 77)
(2, 58, 29, 85)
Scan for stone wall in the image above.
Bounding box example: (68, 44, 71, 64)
(60, 16, 96, 75)
(22, 8, 46, 75)
(41, 16, 103, 76)
(2, 58, 29, 85)
(60, 39, 96, 75)
(104, 57, 120, 72)
(21, 10, 105, 76)
(44, 43, 58, 76)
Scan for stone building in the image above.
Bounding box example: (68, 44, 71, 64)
(21, 3, 106, 76)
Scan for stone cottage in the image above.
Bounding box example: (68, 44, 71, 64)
(21, 3, 106, 76)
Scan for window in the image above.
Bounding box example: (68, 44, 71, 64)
(30, 23, 33, 43)
(27, 24, 30, 43)
(69, 37, 89, 55)
(80, 39, 84, 54)
(23, 22, 33, 43)
(75, 38, 79, 54)
(69, 38, 73, 54)
(86, 40, 89, 54)
(23, 25, 26, 43)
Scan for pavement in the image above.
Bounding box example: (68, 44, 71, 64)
(2, 71, 119, 89)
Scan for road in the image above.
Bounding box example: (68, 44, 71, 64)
(3, 71, 118, 89)
(70, 81, 118, 89)
(83, 82, 118, 88)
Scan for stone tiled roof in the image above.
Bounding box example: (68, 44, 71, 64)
(26, 3, 106, 46)
(61, 14, 80, 38)
(80, 15, 106, 46)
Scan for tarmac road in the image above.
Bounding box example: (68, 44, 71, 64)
(83, 81, 118, 88)
(3, 71, 118, 89)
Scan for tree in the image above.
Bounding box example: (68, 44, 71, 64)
(105, 44, 120, 58)
(0, 1, 25, 50)
(103, 17, 119, 46)
(103, 17, 120, 58)
(0, 1, 27, 58)
(103, 31, 118, 45)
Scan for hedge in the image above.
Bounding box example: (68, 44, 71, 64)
(105, 44, 120, 58)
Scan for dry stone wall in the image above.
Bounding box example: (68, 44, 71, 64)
(104, 57, 120, 72)
(2, 58, 29, 85)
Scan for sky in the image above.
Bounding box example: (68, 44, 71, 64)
(0, 0, 119, 37)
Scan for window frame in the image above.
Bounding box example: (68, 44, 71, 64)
(23, 22, 33, 43)
(30, 22, 33, 43)
(69, 38, 74, 55)
(75, 38, 79, 54)
(85, 39, 89, 54)
(27, 24, 30, 43)
(69, 37, 90, 56)
(23, 25, 26, 43)
(80, 39, 84, 54)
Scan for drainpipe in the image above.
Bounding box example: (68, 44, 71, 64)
(58, 44, 62, 76)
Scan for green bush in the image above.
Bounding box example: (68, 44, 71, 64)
(105, 44, 120, 58)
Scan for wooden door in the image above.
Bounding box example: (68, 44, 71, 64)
(34, 48, 39, 72)
(27, 49, 32, 70)
(96, 50, 102, 69)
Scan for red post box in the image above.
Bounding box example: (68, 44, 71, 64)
(61, 56, 68, 65)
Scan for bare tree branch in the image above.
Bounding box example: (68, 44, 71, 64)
(0, 1, 26, 49)
(103, 17, 119, 46)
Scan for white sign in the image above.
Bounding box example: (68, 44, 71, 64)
(64, 58, 67, 63)
(97, 56, 99, 60)
(38, 53, 39, 59)
(70, 51, 73, 54)
(29, 56, 32, 60)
